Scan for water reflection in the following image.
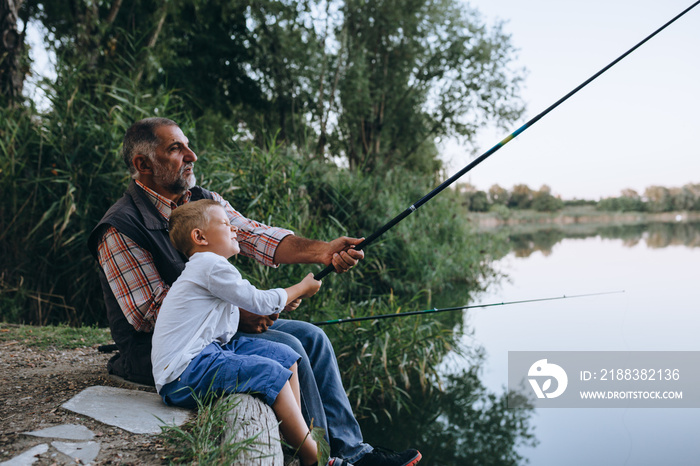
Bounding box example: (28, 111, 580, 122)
(358, 353, 537, 465)
(502, 222, 700, 258)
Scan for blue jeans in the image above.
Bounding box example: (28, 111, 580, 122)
(233, 319, 373, 463)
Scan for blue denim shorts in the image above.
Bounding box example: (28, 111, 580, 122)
(160, 336, 301, 409)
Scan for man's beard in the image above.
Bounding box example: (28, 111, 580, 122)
(152, 160, 196, 195)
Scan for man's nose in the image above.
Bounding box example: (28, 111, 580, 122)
(183, 146, 197, 162)
(230, 225, 238, 233)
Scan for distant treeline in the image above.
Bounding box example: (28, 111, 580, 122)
(457, 183, 700, 213)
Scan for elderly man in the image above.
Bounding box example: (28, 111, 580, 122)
(88, 118, 421, 466)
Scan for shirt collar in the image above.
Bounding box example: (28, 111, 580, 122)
(135, 180, 192, 221)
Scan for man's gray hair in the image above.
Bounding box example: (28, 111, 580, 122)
(122, 117, 178, 177)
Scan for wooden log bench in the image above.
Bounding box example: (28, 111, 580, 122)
(221, 394, 301, 466)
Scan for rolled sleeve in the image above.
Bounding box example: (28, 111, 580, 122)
(211, 192, 293, 267)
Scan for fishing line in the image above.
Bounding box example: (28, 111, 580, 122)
(311, 290, 625, 326)
(315, 1, 700, 280)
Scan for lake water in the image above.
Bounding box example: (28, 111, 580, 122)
(470, 222, 700, 465)
(359, 222, 700, 465)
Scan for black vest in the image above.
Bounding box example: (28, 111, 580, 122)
(88, 181, 213, 385)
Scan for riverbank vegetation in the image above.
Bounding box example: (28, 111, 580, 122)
(0, 1, 538, 459)
(457, 182, 700, 214)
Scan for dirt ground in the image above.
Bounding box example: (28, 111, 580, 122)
(0, 341, 172, 465)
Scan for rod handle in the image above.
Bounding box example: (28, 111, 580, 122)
(313, 236, 371, 280)
(314, 264, 335, 280)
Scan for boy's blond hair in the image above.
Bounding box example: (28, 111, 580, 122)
(169, 199, 223, 257)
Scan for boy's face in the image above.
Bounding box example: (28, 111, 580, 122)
(201, 205, 240, 258)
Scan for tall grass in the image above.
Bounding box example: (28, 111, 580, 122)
(158, 393, 264, 465)
(0, 56, 189, 326)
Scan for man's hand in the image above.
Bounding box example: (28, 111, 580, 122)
(326, 236, 365, 273)
(238, 308, 278, 333)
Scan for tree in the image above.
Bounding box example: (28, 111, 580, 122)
(670, 186, 695, 211)
(23, 0, 327, 147)
(488, 184, 508, 205)
(620, 188, 640, 199)
(531, 184, 563, 212)
(21, 0, 523, 174)
(158, 0, 326, 146)
(644, 185, 672, 212)
(0, 0, 27, 106)
(508, 183, 532, 209)
(21, 0, 169, 103)
(332, 0, 524, 172)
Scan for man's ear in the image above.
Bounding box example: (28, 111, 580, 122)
(132, 154, 154, 175)
(191, 228, 207, 246)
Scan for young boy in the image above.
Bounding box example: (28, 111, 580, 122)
(152, 199, 349, 466)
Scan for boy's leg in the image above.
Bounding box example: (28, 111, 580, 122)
(289, 362, 302, 410)
(273, 381, 318, 466)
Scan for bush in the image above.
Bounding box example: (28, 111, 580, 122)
(596, 196, 647, 212)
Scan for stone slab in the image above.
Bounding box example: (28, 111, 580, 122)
(24, 424, 94, 441)
(0, 444, 49, 466)
(61, 385, 191, 434)
(51, 441, 101, 465)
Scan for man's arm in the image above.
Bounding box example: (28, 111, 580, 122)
(273, 235, 365, 273)
(96, 227, 168, 332)
(212, 192, 293, 267)
(213, 192, 365, 272)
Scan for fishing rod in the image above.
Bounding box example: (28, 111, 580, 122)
(315, 0, 700, 281)
(311, 290, 624, 326)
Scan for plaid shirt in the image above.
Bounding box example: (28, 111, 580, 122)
(96, 181, 292, 332)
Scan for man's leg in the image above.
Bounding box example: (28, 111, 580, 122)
(268, 319, 372, 463)
(232, 324, 330, 446)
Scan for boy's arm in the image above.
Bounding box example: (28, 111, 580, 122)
(234, 274, 319, 333)
(284, 273, 322, 304)
(208, 259, 287, 316)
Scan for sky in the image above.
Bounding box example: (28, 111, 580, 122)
(442, 0, 700, 200)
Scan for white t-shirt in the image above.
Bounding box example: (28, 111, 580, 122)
(151, 251, 287, 392)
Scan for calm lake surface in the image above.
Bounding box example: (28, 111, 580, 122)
(359, 222, 700, 465)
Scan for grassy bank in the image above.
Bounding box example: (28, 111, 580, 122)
(468, 205, 700, 231)
(0, 323, 112, 349)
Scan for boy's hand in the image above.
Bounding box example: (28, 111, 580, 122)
(284, 298, 302, 312)
(300, 273, 322, 298)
